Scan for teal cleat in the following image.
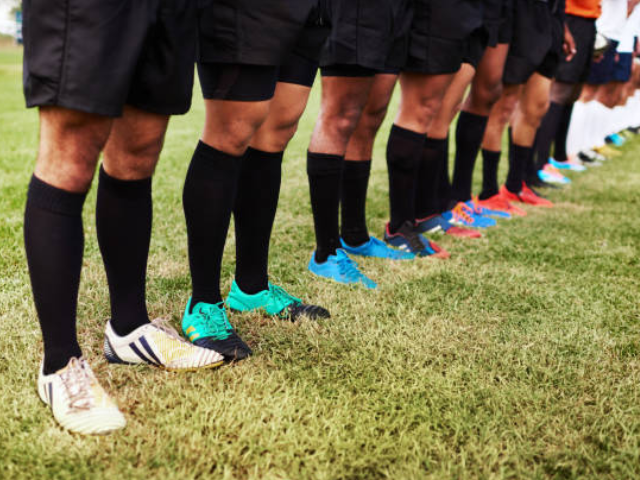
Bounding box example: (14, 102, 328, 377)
(182, 299, 252, 362)
(227, 281, 330, 321)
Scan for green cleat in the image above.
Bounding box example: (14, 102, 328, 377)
(227, 281, 330, 322)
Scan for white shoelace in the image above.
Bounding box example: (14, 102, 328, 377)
(150, 318, 190, 344)
(58, 358, 94, 411)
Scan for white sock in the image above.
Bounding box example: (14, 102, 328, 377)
(567, 101, 585, 155)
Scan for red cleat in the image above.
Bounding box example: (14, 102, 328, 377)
(475, 194, 527, 217)
(499, 184, 553, 208)
(446, 226, 482, 238)
(520, 183, 554, 207)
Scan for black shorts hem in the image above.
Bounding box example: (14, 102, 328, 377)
(25, 95, 122, 118)
(127, 100, 192, 116)
(321, 64, 379, 77)
(198, 63, 278, 102)
(277, 51, 319, 88)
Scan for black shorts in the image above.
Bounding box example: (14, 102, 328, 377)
(198, 4, 330, 102)
(503, 0, 563, 85)
(320, 0, 413, 71)
(405, 0, 484, 75)
(198, 0, 324, 66)
(555, 15, 596, 84)
(484, 0, 514, 46)
(463, 28, 491, 68)
(22, 0, 196, 117)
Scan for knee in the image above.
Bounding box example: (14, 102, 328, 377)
(481, 83, 504, 110)
(212, 118, 267, 155)
(363, 102, 390, 131)
(471, 81, 504, 113)
(37, 109, 111, 191)
(117, 134, 165, 178)
(495, 97, 518, 127)
(263, 118, 301, 152)
(402, 95, 443, 131)
(521, 98, 550, 127)
(322, 103, 364, 143)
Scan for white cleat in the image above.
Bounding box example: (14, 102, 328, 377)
(104, 318, 224, 372)
(38, 357, 126, 435)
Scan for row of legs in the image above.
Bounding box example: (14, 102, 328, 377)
(29, 42, 560, 374)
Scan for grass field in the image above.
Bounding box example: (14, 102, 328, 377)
(2, 45, 640, 480)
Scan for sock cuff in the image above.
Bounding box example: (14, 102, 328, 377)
(390, 124, 425, 143)
(27, 175, 87, 216)
(482, 148, 501, 157)
(307, 151, 344, 176)
(99, 166, 151, 199)
(458, 110, 489, 124)
(245, 147, 284, 164)
(512, 144, 532, 155)
(193, 140, 244, 174)
(424, 136, 447, 149)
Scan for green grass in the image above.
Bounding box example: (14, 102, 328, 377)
(2, 45, 640, 480)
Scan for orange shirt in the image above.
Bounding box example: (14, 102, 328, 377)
(566, 0, 602, 18)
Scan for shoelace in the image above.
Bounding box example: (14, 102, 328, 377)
(59, 358, 94, 411)
(469, 200, 487, 216)
(267, 284, 299, 318)
(336, 254, 366, 282)
(150, 318, 190, 344)
(197, 303, 234, 337)
(452, 203, 474, 224)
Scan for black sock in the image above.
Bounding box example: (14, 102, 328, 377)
(96, 166, 152, 337)
(184, 141, 244, 308)
(436, 135, 454, 212)
(340, 160, 371, 247)
(415, 136, 447, 219)
(526, 137, 540, 181)
(451, 111, 488, 202)
(25, 176, 86, 375)
(386, 124, 425, 233)
(307, 151, 343, 264)
(479, 149, 501, 200)
(505, 143, 531, 194)
(234, 147, 283, 294)
(554, 103, 574, 162)
(534, 101, 563, 170)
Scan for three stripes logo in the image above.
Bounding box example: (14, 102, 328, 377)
(129, 337, 163, 366)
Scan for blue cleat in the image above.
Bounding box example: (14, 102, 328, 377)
(414, 214, 448, 234)
(442, 203, 496, 229)
(465, 200, 511, 220)
(605, 133, 625, 146)
(308, 249, 377, 289)
(384, 222, 450, 258)
(340, 236, 415, 260)
(549, 158, 586, 172)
